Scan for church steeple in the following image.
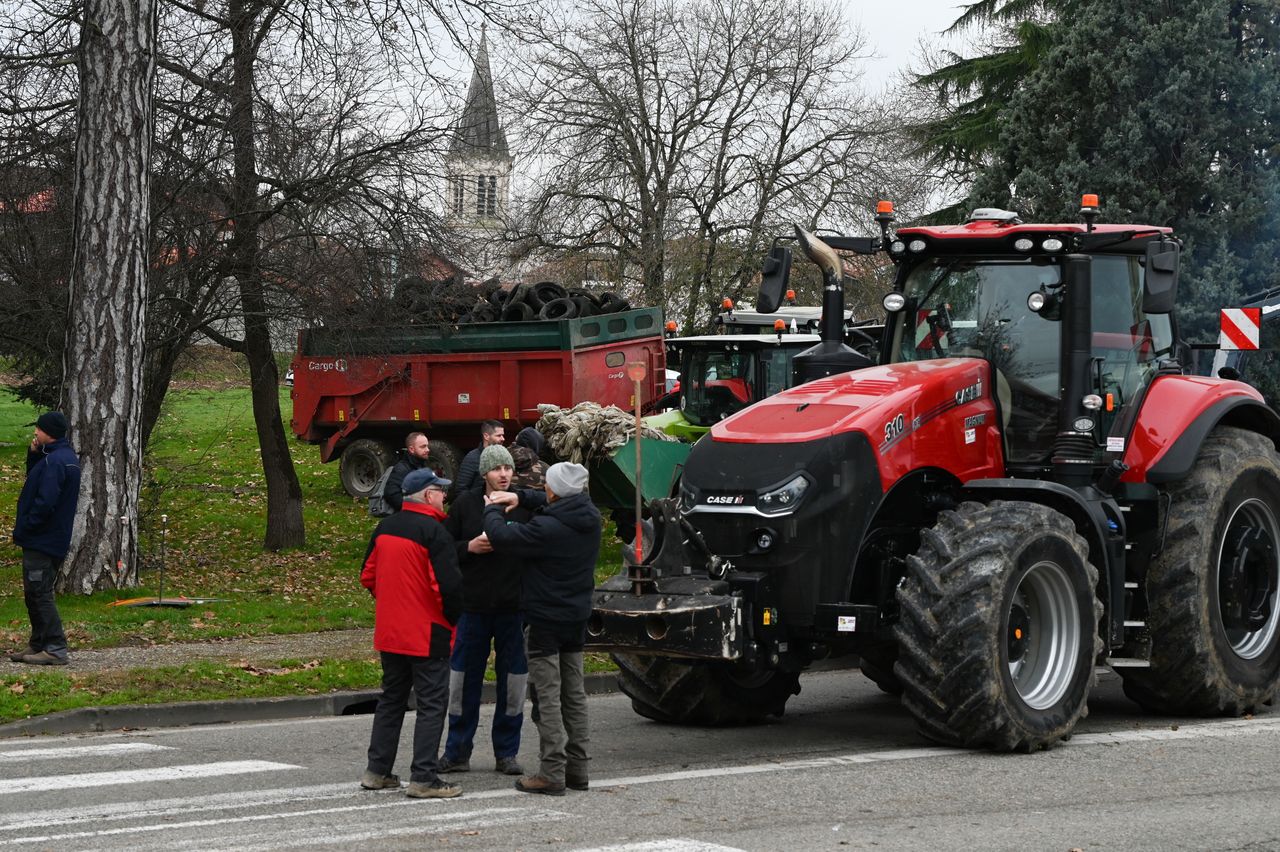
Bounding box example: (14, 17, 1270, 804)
(445, 25, 513, 279)
(450, 27, 508, 159)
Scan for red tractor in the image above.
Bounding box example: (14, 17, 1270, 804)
(588, 199, 1280, 751)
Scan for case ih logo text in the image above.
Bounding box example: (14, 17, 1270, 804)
(307, 360, 348, 373)
(955, 379, 984, 406)
(705, 495, 747, 505)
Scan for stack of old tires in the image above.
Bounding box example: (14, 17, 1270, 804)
(391, 276, 631, 325)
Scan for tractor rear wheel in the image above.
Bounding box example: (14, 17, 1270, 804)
(1120, 427, 1280, 715)
(894, 501, 1102, 751)
(613, 653, 800, 725)
(339, 439, 394, 499)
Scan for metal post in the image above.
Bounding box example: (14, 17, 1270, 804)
(157, 514, 168, 604)
(625, 362, 649, 572)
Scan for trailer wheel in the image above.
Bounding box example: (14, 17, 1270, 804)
(339, 439, 394, 499)
(428, 440, 460, 483)
(894, 501, 1102, 751)
(613, 653, 800, 725)
(1120, 427, 1280, 715)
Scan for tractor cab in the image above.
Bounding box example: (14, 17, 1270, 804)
(884, 215, 1178, 469)
(667, 333, 820, 433)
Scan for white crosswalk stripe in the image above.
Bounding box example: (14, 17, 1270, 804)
(0, 760, 299, 795)
(574, 842, 746, 852)
(0, 743, 174, 763)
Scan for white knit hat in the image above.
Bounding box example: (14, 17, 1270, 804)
(545, 462, 589, 497)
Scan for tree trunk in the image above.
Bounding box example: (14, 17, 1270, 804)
(59, 0, 158, 593)
(227, 0, 305, 550)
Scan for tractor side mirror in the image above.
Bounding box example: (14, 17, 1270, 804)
(1143, 239, 1179, 314)
(756, 245, 792, 314)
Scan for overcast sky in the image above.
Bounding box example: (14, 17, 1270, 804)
(848, 0, 974, 89)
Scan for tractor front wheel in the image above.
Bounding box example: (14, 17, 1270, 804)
(613, 653, 800, 725)
(894, 501, 1102, 751)
(1120, 427, 1280, 715)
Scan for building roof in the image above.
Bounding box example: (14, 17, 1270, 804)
(450, 28, 509, 160)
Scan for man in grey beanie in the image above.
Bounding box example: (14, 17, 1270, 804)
(483, 461, 600, 796)
(438, 444, 530, 777)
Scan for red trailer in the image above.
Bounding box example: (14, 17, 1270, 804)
(290, 308, 667, 497)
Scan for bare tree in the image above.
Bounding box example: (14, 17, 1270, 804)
(59, 0, 158, 591)
(506, 0, 923, 328)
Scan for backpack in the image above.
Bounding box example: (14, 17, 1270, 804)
(367, 465, 397, 517)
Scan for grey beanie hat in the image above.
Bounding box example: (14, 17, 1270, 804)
(545, 462, 589, 497)
(479, 444, 515, 476)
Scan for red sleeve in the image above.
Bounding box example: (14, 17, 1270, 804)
(361, 547, 377, 596)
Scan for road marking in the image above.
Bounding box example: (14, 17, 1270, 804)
(575, 841, 746, 852)
(0, 804, 566, 848)
(0, 782, 359, 832)
(0, 760, 299, 795)
(199, 807, 569, 852)
(4, 714, 1279, 844)
(0, 742, 173, 762)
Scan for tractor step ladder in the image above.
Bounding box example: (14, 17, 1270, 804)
(1105, 657, 1151, 668)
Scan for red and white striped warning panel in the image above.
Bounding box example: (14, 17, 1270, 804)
(1220, 308, 1262, 351)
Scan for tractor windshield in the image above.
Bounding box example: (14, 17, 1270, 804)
(682, 346, 758, 426)
(892, 255, 1174, 464)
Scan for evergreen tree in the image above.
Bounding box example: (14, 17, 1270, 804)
(968, 0, 1280, 342)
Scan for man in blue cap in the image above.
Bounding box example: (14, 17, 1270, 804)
(11, 411, 81, 665)
(360, 466, 464, 799)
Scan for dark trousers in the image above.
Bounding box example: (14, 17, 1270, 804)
(443, 611, 527, 762)
(366, 651, 450, 784)
(22, 550, 68, 659)
(525, 620, 589, 784)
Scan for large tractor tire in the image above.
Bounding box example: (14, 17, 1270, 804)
(894, 501, 1103, 751)
(339, 439, 394, 499)
(613, 653, 800, 725)
(1119, 427, 1280, 715)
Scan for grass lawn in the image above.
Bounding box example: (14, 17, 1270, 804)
(0, 357, 626, 723)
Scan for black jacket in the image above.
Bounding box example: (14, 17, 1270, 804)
(483, 491, 601, 624)
(451, 444, 484, 499)
(13, 439, 82, 560)
(443, 486, 529, 613)
(384, 451, 428, 513)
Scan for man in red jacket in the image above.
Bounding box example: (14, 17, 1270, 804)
(360, 467, 464, 799)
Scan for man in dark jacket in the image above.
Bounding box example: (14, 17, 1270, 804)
(360, 467, 464, 799)
(10, 411, 81, 665)
(483, 462, 600, 796)
(439, 445, 530, 776)
(383, 431, 431, 513)
(450, 420, 505, 498)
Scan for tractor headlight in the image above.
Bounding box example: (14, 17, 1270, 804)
(758, 475, 809, 515)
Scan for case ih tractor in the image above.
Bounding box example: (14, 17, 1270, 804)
(588, 199, 1280, 752)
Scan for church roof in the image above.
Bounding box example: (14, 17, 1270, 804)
(450, 29, 509, 160)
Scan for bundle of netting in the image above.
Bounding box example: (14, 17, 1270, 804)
(535, 402, 678, 466)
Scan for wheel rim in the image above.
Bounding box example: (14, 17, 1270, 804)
(348, 453, 381, 492)
(1216, 497, 1280, 660)
(1006, 560, 1081, 710)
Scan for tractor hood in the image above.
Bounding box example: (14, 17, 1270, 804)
(708, 358, 1005, 491)
(712, 359, 985, 444)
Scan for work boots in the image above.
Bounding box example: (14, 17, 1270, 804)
(406, 780, 462, 799)
(359, 771, 401, 790)
(514, 774, 566, 796)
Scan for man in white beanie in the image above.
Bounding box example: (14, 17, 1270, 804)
(483, 461, 600, 796)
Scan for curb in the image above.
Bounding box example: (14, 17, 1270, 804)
(0, 673, 621, 739)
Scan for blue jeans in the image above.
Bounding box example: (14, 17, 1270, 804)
(442, 611, 527, 762)
(22, 550, 68, 659)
